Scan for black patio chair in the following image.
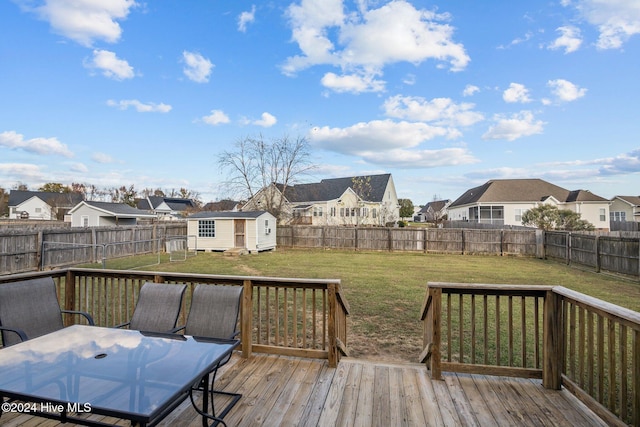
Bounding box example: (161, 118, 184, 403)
(0, 277, 94, 347)
(115, 282, 187, 333)
(175, 284, 243, 422)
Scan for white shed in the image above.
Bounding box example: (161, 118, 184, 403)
(187, 211, 276, 254)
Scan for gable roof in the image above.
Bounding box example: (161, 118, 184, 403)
(71, 201, 156, 218)
(278, 174, 392, 203)
(450, 179, 608, 207)
(419, 200, 450, 214)
(188, 210, 269, 220)
(203, 200, 240, 211)
(613, 195, 640, 206)
(8, 190, 83, 207)
(141, 196, 195, 211)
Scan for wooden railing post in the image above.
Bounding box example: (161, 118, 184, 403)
(241, 279, 253, 359)
(327, 283, 338, 367)
(431, 287, 442, 380)
(64, 269, 77, 326)
(543, 289, 563, 390)
(634, 329, 640, 426)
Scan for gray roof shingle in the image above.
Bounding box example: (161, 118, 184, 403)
(278, 174, 391, 203)
(450, 179, 607, 207)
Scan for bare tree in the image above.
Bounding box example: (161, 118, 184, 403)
(218, 134, 314, 221)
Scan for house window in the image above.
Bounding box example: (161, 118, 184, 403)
(340, 208, 345, 217)
(514, 209, 525, 222)
(610, 211, 626, 222)
(372, 209, 377, 219)
(599, 208, 606, 222)
(198, 220, 216, 237)
(330, 207, 336, 217)
(81, 216, 89, 227)
(313, 207, 323, 217)
(35, 208, 41, 213)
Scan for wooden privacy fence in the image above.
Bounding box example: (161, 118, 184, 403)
(546, 231, 640, 279)
(420, 282, 640, 426)
(0, 268, 350, 368)
(0, 223, 187, 274)
(277, 226, 539, 256)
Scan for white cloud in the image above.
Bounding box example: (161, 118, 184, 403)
(283, 0, 469, 93)
(106, 99, 172, 113)
(311, 119, 454, 154)
(547, 79, 587, 102)
(463, 84, 479, 97)
(310, 120, 478, 168)
(548, 26, 583, 53)
(598, 148, 640, 175)
(568, 0, 640, 49)
(383, 95, 484, 127)
(92, 152, 115, 163)
(253, 112, 277, 127)
(69, 162, 89, 173)
(482, 111, 545, 141)
(182, 51, 213, 83)
(238, 5, 256, 32)
(202, 110, 230, 126)
(321, 72, 385, 93)
(0, 163, 44, 181)
(85, 49, 134, 80)
(24, 0, 137, 47)
(0, 130, 74, 157)
(503, 83, 532, 103)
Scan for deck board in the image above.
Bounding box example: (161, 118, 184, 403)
(1, 354, 610, 427)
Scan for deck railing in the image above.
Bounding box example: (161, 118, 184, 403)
(0, 268, 350, 367)
(420, 282, 640, 426)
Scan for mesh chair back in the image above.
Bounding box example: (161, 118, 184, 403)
(129, 282, 187, 333)
(184, 284, 243, 339)
(0, 277, 65, 347)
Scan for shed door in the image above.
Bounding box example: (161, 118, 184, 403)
(234, 219, 246, 248)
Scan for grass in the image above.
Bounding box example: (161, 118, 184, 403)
(100, 248, 640, 362)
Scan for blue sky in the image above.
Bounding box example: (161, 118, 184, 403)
(1, 0, 639, 205)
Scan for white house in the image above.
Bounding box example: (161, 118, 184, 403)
(8, 190, 83, 220)
(187, 211, 276, 253)
(609, 196, 640, 223)
(69, 201, 157, 227)
(136, 196, 196, 220)
(244, 174, 400, 226)
(448, 179, 611, 230)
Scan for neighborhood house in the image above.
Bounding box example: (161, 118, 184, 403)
(68, 201, 157, 227)
(8, 190, 83, 221)
(447, 179, 611, 229)
(243, 173, 400, 226)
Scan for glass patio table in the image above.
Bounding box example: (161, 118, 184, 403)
(0, 324, 239, 427)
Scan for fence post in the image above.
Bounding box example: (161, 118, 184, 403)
(543, 289, 563, 390)
(566, 232, 571, 265)
(595, 235, 601, 273)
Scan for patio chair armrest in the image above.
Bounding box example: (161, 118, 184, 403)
(61, 310, 95, 326)
(171, 325, 186, 333)
(0, 325, 28, 343)
(228, 330, 240, 339)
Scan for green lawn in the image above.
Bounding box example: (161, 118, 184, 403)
(113, 248, 640, 362)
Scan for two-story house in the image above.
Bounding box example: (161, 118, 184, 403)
(244, 174, 400, 226)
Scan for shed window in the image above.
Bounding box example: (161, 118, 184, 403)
(198, 220, 216, 237)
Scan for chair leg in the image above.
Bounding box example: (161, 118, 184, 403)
(208, 368, 242, 422)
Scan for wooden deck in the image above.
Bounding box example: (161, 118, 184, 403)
(2, 353, 608, 427)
